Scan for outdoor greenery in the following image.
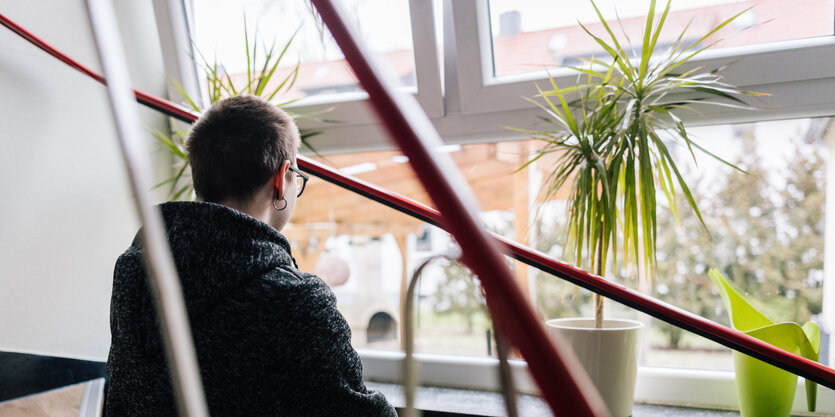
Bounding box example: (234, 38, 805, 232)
(517, 0, 760, 325)
(653, 123, 826, 348)
(431, 260, 488, 334)
(533, 212, 588, 320)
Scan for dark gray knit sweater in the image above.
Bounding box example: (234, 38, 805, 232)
(105, 201, 396, 416)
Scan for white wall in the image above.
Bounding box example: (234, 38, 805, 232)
(0, 0, 171, 360)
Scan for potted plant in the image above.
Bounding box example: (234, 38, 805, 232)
(518, 1, 760, 415)
(153, 23, 322, 200)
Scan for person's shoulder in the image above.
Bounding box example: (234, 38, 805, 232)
(263, 265, 327, 288)
(259, 266, 335, 305)
(113, 231, 144, 280)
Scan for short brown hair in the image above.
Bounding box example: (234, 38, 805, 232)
(186, 95, 300, 203)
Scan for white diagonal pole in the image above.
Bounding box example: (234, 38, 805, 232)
(84, 0, 210, 416)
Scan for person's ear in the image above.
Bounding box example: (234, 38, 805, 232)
(274, 160, 291, 198)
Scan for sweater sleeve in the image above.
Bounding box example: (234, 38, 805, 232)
(263, 268, 397, 417)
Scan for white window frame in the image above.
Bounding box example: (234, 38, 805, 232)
(448, 0, 835, 122)
(288, 0, 835, 154)
(171, 0, 443, 155)
(175, 0, 835, 154)
(283, 0, 445, 154)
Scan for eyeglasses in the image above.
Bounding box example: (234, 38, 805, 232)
(288, 165, 309, 197)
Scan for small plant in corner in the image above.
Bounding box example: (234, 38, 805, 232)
(154, 21, 324, 200)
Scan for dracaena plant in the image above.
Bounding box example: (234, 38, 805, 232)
(519, 0, 764, 327)
(154, 21, 324, 201)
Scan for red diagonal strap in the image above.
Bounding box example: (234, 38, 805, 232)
(0, 13, 197, 124)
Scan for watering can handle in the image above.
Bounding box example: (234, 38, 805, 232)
(802, 321, 820, 412)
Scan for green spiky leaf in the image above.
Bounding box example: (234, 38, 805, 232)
(516, 0, 757, 315)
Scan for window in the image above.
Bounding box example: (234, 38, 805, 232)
(287, 142, 533, 356)
(191, 0, 417, 102)
(291, 117, 828, 367)
(186, 1, 835, 154)
(188, 0, 443, 150)
(286, 118, 832, 414)
(173, 0, 835, 411)
(449, 1, 835, 131)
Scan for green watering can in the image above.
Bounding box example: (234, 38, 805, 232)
(709, 268, 820, 416)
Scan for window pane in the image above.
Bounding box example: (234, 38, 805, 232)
(646, 117, 829, 369)
(290, 118, 828, 368)
(191, 0, 416, 103)
(288, 142, 534, 356)
(533, 117, 829, 371)
(489, 0, 835, 77)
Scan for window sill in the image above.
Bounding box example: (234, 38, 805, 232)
(359, 350, 835, 415)
(368, 381, 754, 416)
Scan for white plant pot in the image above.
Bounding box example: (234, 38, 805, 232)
(547, 318, 644, 417)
